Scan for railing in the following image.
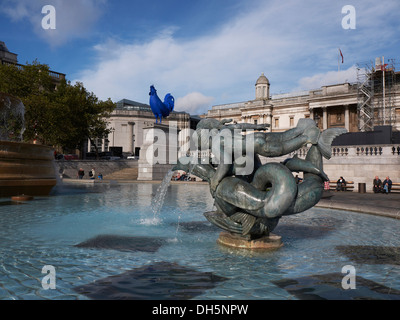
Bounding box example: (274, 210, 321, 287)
(271, 90, 310, 99)
(48, 71, 66, 80)
(211, 102, 248, 111)
(1, 61, 65, 81)
(294, 145, 400, 158)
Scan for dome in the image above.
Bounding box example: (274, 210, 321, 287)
(256, 72, 269, 85)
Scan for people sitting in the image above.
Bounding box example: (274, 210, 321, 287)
(294, 175, 303, 184)
(373, 176, 382, 193)
(383, 176, 392, 194)
(336, 176, 346, 191)
(179, 172, 189, 181)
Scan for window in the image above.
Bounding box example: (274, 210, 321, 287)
(254, 119, 258, 125)
(274, 118, 279, 128)
(96, 138, 103, 151)
(290, 117, 294, 127)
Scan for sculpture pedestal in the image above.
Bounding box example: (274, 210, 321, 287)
(137, 123, 179, 181)
(217, 231, 283, 250)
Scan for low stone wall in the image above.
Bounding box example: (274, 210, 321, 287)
(298, 144, 400, 192)
(258, 144, 400, 193)
(55, 160, 138, 180)
(322, 145, 400, 193)
(56, 144, 400, 191)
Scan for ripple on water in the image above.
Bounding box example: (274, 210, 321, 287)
(1, 184, 400, 300)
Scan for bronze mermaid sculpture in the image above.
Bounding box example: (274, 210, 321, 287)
(173, 118, 346, 239)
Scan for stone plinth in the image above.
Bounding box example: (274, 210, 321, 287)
(217, 231, 283, 250)
(137, 123, 179, 181)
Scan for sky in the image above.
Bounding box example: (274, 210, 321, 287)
(1, 0, 399, 115)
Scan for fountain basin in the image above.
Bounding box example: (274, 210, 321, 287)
(0, 141, 57, 197)
(1, 183, 400, 300)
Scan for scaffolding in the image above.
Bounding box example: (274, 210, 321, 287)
(357, 58, 398, 131)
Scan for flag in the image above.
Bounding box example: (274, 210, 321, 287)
(381, 63, 388, 71)
(339, 48, 344, 63)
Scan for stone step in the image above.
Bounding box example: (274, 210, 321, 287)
(103, 168, 138, 180)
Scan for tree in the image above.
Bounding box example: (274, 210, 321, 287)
(0, 60, 56, 143)
(0, 61, 115, 156)
(52, 81, 115, 157)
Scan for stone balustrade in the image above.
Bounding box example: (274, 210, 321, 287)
(178, 144, 400, 193)
(294, 144, 400, 192)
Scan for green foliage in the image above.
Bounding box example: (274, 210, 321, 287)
(0, 61, 115, 151)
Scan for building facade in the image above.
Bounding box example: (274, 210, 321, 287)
(203, 71, 400, 191)
(89, 99, 199, 158)
(204, 71, 400, 133)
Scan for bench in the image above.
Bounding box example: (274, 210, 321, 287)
(325, 180, 399, 193)
(373, 181, 400, 193)
(328, 180, 354, 191)
(389, 182, 400, 193)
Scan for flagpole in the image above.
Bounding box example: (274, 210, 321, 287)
(383, 56, 386, 125)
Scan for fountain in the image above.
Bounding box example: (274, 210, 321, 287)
(0, 92, 57, 197)
(1, 92, 400, 300)
(1, 181, 400, 300)
(173, 117, 347, 249)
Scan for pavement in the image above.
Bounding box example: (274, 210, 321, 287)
(317, 190, 400, 219)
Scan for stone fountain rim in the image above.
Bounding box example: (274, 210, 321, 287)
(0, 140, 54, 150)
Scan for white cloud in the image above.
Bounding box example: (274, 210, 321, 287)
(295, 65, 358, 91)
(72, 0, 399, 115)
(175, 92, 215, 115)
(74, 0, 306, 109)
(0, 0, 107, 47)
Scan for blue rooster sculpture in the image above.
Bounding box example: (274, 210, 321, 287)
(149, 85, 174, 124)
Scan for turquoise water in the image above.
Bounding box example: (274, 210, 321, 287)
(1, 182, 400, 300)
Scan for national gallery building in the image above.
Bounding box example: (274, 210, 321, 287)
(202, 69, 400, 192)
(204, 71, 400, 134)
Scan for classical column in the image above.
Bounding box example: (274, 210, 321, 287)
(309, 107, 314, 120)
(344, 105, 350, 131)
(322, 107, 328, 130)
(265, 112, 272, 132)
(87, 139, 92, 153)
